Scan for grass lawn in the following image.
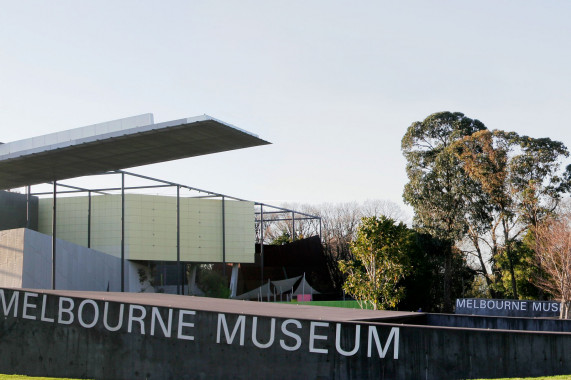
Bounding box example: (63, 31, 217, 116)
(471, 376, 571, 380)
(290, 299, 374, 309)
(0, 375, 86, 380)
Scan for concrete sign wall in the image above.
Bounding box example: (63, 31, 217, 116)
(0, 228, 147, 292)
(456, 298, 561, 317)
(0, 288, 569, 379)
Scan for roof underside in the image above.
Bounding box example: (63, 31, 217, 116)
(0, 115, 270, 190)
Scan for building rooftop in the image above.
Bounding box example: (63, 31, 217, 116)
(0, 114, 270, 190)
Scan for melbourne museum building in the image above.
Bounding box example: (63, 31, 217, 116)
(0, 114, 569, 379)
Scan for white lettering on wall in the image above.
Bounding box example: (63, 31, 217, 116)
(368, 327, 399, 359)
(335, 324, 360, 356)
(103, 302, 123, 332)
(458, 298, 561, 316)
(0, 290, 19, 318)
(252, 317, 275, 349)
(151, 307, 173, 338)
(22, 292, 38, 320)
(217, 314, 245, 345)
(177, 310, 195, 341)
(78, 299, 99, 328)
(0, 288, 405, 361)
(58, 297, 74, 325)
(279, 319, 302, 351)
(128, 304, 147, 334)
(309, 321, 329, 354)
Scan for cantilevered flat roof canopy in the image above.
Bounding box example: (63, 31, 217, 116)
(0, 114, 270, 190)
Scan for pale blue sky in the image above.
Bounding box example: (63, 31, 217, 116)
(1, 1, 570, 209)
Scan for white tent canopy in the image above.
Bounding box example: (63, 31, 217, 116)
(234, 274, 320, 300)
(271, 276, 301, 293)
(234, 281, 273, 300)
(292, 276, 320, 296)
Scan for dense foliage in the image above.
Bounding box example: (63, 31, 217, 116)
(402, 111, 571, 307)
(339, 216, 412, 310)
(398, 233, 475, 312)
(265, 113, 570, 315)
(401, 112, 486, 311)
(533, 210, 571, 318)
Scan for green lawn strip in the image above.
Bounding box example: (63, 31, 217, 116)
(0, 375, 88, 380)
(470, 376, 571, 380)
(288, 300, 374, 309)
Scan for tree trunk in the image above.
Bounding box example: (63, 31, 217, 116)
(561, 301, 570, 319)
(505, 238, 519, 299)
(471, 233, 494, 291)
(442, 243, 453, 313)
(507, 255, 518, 299)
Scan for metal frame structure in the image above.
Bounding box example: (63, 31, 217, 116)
(254, 203, 322, 285)
(27, 170, 321, 294)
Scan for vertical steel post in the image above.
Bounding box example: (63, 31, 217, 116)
(222, 196, 226, 276)
(260, 205, 264, 286)
(51, 181, 57, 290)
(177, 186, 181, 295)
(26, 185, 31, 229)
(121, 173, 125, 292)
(292, 211, 296, 241)
(87, 191, 92, 248)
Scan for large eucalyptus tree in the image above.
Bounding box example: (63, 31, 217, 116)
(453, 130, 570, 298)
(402, 111, 571, 303)
(402, 112, 486, 311)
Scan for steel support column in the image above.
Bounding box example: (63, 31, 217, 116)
(229, 263, 239, 298)
(222, 196, 226, 276)
(177, 186, 181, 295)
(51, 181, 57, 290)
(292, 211, 296, 241)
(87, 191, 92, 248)
(26, 185, 31, 229)
(121, 173, 125, 292)
(260, 205, 264, 286)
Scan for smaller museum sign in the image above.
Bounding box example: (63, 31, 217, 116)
(455, 298, 561, 318)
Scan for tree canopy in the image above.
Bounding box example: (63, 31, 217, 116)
(402, 112, 487, 243)
(402, 111, 571, 302)
(452, 129, 569, 298)
(533, 208, 571, 319)
(339, 216, 412, 310)
(402, 111, 486, 311)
